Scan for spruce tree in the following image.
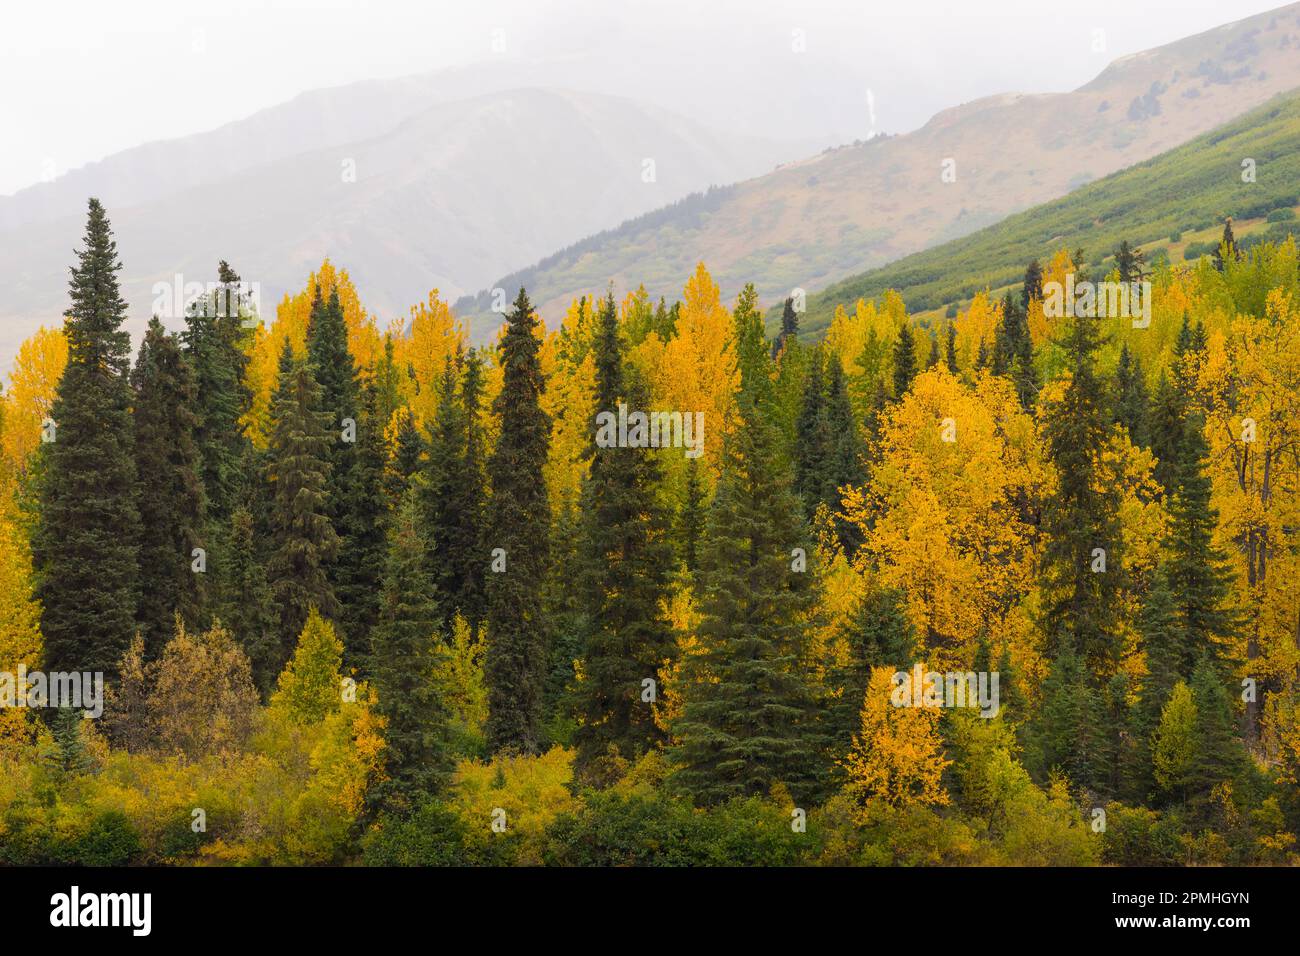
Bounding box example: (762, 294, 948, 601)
(891, 323, 917, 399)
(483, 289, 552, 755)
(1165, 413, 1235, 672)
(794, 348, 829, 518)
(131, 317, 206, 657)
(265, 342, 340, 666)
(34, 199, 140, 677)
(1187, 654, 1247, 813)
(1149, 371, 1186, 495)
(369, 493, 453, 813)
(1114, 343, 1150, 447)
(424, 349, 488, 629)
(1040, 312, 1124, 675)
(944, 323, 959, 374)
(573, 295, 677, 780)
(670, 390, 825, 805)
(181, 261, 251, 528)
(827, 586, 915, 755)
(772, 296, 799, 357)
(678, 456, 705, 575)
(221, 506, 279, 694)
(1213, 219, 1237, 271)
(1021, 259, 1044, 308)
(335, 380, 388, 669)
(385, 408, 425, 507)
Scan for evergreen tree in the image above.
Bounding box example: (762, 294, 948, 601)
(335, 380, 388, 669)
(994, 291, 1037, 409)
(369, 493, 453, 813)
(1114, 343, 1150, 447)
(1149, 371, 1186, 495)
(221, 506, 279, 694)
(1165, 413, 1235, 672)
(1021, 259, 1044, 309)
(180, 261, 251, 530)
(926, 333, 940, 368)
(573, 294, 677, 780)
(1040, 313, 1124, 675)
(944, 323, 959, 374)
(483, 289, 552, 755)
(385, 407, 425, 507)
(1213, 219, 1237, 271)
(34, 199, 140, 677)
(424, 349, 488, 629)
(265, 342, 340, 667)
(1187, 654, 1247, 811)
(891, 323, 917, 399)
(794, 349, 830, 518)
(827, 586, 914, 754)
(1033, 646, 1108, 795)
(670, 390, 825, 805)
(772, 296, 799, 357)
(678, 456, 705, 574)
(1113, 240, 1147, 284)
(131, 317, 206, 657)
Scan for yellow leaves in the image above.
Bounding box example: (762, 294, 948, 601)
(952, 291, 1000, 371)
(1027, 249, 1074, 347)
(541, 297, 598, 519)
(842, 666, 950, 813)
(2, 326, 67, 473)
(845, 367, 1041, 667)
(449, 747, 578, 864)
(398, 289, 466, 427)
(654, 263, 739, 477)
(0, 493, 39, 751)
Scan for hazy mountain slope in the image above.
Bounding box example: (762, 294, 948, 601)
(458, 3, 1300, 331)
(800, 92, 1300, 336)
(0, 88, 795, 362)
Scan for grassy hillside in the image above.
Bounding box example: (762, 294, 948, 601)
(458, 3, 1300, 340)
(800, 91, 1300, 337)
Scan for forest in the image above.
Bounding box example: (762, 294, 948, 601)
(1, 197, 1298, 867)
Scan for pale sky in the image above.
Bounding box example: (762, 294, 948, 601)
(0, 0, 1289, 196)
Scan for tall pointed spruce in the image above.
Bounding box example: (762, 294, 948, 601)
(484, 289, 552, 755)
(34, 199, 140, 676)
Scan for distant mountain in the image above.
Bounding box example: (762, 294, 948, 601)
(458, 2, 1300, 332)
(0, 86, 800, 363)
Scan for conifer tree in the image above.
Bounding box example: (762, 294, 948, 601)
(891, 323, 917, 399)
(221, 506, 279, 693)
(772, 296, 799, 357)
(385, 407, 425, 507)
(1040, 313, 1124, 675)
(131, 317, 206, 657)
(483, 289, 552, 755)
(370, 493, 453, 812)
(678, 456, 705, 574)
(424, 349, 488, 628)
(1021, 259, 1044, 308)
(944, 323, 959, 374)
(670, 388, 824, 805)
(265, 342, 339, 666)
(1213, 219, 1237, 271)
(1149, 371, 1186, 495)
(1165, 413, 1235, 672)
(573, 294, 676, 780)
(827, 586, 915, 754)
(1114, 343, 1150, 447)
(181, 260, 251, 530)
(794, 348, 829, 517)
(34, 198, 140, 677)
(336, 380, 388, 668)
(1187, 654, 1247, 812)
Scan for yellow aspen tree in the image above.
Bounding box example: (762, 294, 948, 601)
(842, 665, 950, 812)
(2, 326, 68, 472)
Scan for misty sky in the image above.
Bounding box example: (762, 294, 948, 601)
(0, 0, 1288, 196)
